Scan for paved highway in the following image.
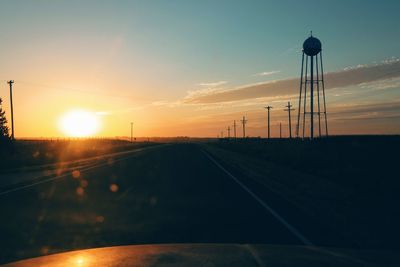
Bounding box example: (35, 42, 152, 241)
(1, 143, 324, 264)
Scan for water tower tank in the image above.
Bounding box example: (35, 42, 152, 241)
(303, 36, 322, 56)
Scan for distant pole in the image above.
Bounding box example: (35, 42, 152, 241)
(130, 122, 133, 142)
(233, 120, 237, 139)
(279, 122, 282, 139)
(240, 116, 247, 138)
(227, 126, 231, 138)
(264, 106, 273, 139)
(7, 80, 15, 140)
(284, 101, 295, 139)
(221, 131, 223, 138)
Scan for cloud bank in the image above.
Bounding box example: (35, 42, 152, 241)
(185, 60, 400, 104)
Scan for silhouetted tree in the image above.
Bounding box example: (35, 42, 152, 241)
(0, 98, 11, 142)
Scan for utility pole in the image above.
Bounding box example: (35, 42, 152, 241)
(284, 101, 295, 139)
(227, 126, 231, 138)
(7, 80, 15, 140)
(221, 131, 223, 138)
(233, 120, 237, 139)
(264, 106, 272, 139)
(130, 122, 133, 142)
(240, 116, 247, 138)
(279, 122, 282, 139)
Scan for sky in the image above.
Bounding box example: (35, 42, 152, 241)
(0, 0, 399, 138)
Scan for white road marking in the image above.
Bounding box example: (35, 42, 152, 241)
(201, 149, 314, 246)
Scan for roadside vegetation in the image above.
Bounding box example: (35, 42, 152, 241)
(0, 139, 157, 172)
(0, 97, 11, 145)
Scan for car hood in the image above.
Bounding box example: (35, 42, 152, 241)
(2, 243, 398, 267)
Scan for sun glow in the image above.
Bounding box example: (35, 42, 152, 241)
(59, 110, 101, 137)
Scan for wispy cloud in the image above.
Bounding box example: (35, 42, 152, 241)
(253, 70, 281, 77)
(95, 111, 111, 116)
(197, 81, 228, 87)
(151, 100, 182, 108)
(151, 100, 170, 106)
(343, 57, 399, 71)
(281, 45, 301, 55)
(185, 87, 227, 100)
(184, 60, 400, 104)
(343, 64, 368, 71)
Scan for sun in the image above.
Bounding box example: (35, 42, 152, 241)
(59, 110, 101, 137)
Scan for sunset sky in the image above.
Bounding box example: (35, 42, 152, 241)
(0, 0, 399, 138)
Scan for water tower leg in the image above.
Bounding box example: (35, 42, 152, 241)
(316, 55, 322, 137)
(303, 56, 308, 139)
(296, 53, 305, 138)
(320, 52, 329, 137)
(310, 55, 314, 139)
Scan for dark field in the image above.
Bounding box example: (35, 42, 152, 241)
(0, 139, 158, 172)
(0, 136, 399, 264)
(206, 136, 400, 249)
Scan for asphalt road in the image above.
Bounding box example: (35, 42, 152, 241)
(1, 143, 325, 264)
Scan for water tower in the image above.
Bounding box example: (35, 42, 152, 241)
(296, 32, 328, 139)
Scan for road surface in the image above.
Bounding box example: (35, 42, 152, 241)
(0, 143, 338, 264)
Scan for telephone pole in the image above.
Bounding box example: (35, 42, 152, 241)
(264, 105, 272, 139)
(241, 116, 247, 138)
(7, 80, 15, 140)
(279, 122, 282, 139)
(130, 122, 133, 142)
(233, 120, 237, 139)
(227, 126, 231, 138)
(284, 101, 295, 139)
